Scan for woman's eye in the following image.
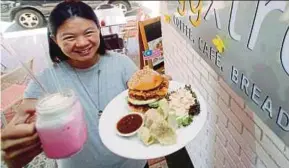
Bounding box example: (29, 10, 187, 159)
(85, 31, 95, 35)
(63, 36, 75, 41)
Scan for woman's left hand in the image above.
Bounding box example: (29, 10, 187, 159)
(163, 74, 172, 81)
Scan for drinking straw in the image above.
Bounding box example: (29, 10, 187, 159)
(0, 39, 48, 93)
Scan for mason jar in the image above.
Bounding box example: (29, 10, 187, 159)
(35, 89, 87, 159)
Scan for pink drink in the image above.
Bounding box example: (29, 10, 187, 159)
(36, 90, 87, 159)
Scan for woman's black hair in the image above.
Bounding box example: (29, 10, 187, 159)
(48, 1, 107, 63)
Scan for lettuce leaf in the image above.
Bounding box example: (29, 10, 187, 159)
(176, 115, 193, 127)
(148, 101, 159, 108)
(158, 99, 169, 119)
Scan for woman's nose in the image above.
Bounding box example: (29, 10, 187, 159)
(75, 36, 89, 47)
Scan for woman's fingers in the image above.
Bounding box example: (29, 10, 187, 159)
(1, 133, 39, 150)
(9, 113, 30, 125)
(13, 99, 37, 122)
(26, 116, 36, 124)
(25, 109, 36, 115)
(3, 141, 42, 159)
(9, 110, 36, 125)
(25, 114, 37, 124)
(1, 122, 36, 140)
(0, 99, 40, 168)
(163, 74, 172, 81)
(3, 144, 43, 168)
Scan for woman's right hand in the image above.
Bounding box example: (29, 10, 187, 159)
(1, 100, 42, 168)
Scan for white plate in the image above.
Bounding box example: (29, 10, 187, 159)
(99, 81, 207, 160)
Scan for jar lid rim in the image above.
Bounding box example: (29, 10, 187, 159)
(36, 89, 76, 115)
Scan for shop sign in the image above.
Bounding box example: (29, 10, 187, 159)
(167, 0, 289, 145)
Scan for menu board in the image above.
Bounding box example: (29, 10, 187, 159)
(138, 16, 164, 73)
(147, 38, 164, 67)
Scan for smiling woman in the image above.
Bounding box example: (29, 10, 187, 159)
(1, 1, 148, 168)
(47, 1, 107, 69)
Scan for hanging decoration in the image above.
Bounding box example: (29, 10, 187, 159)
(212, 35, 226, 53)
(164, 14, 172, 23)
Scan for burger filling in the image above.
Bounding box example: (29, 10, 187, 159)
(128, 102, 150, 112)
(128, 97, 159, 105)
(128, 78, 169, 101)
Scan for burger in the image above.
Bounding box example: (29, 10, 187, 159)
(127, 67, 169, 113)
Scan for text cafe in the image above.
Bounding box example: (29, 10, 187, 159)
(160, 0, 289, 167)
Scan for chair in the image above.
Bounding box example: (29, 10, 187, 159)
(103, 34, 125, 53)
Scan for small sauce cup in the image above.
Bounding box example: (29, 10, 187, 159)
(116, 113, 144, 137)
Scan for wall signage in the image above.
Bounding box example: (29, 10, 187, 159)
(167, 0, 289, 145)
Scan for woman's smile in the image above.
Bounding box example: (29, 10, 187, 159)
(54, 17, 101, 64)
(74, 46, 93, 57)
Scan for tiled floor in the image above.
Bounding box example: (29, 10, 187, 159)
(148, 157, 168, 168)
(150, 160, 169, 168)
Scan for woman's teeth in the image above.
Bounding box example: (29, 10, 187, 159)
(77, 48, 90, 55)
(81, 49, 88, 54)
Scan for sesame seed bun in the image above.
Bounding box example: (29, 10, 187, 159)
(128, 66, 164, 91)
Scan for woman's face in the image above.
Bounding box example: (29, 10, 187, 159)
(54, 17, 100, 62)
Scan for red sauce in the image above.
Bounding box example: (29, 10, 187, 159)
(117, 114, 143, 134)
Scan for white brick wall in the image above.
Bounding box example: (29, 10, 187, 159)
(160, 4, 289, 167)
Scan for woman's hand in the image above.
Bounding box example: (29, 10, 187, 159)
(163, 74, 172, 81)
(1, 100, 42, 168)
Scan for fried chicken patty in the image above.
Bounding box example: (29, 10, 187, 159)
(128, 77, 169, 100)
